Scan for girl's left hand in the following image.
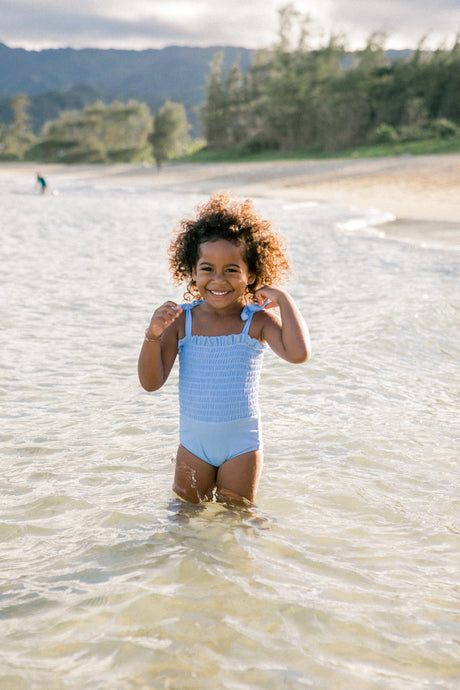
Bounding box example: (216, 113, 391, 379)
(254, 285, 286, 309)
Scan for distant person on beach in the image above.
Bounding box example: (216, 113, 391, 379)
(36, 172, 47, 194)
(138, 193, 311, 506)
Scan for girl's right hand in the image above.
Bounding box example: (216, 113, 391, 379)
(146, 301, 182, 340)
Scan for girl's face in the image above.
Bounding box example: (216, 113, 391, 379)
(192, 239, 255, 309)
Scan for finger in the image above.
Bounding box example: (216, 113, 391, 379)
(255, 291, 273, 307)
(255, 291, 265, 306)
(162, 308, 182, 322)
(163, 301, 181, 313)
(155, 313, 176, 328)
(154, 303, 182, 320)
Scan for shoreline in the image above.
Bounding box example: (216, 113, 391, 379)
(1, 153, 459, 249)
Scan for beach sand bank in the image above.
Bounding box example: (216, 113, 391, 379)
(2, 153, 459, 249)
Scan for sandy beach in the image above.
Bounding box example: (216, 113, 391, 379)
(2, 153, 459, 249)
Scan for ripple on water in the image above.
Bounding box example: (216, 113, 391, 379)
(0, 185, 458, 688)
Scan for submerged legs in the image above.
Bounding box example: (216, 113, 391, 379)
(172, 445, 263, 506)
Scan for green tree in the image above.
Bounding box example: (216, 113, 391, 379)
(149, 101, 189, 168)
(200, 4, 347, 153)
(316, 33, 389, 151)
(201, 52, 229, 150)
(86, 100, 152, 161)
(239, 6, 345, 152)
(223, 62, 249, 147)
(28, 100, 152, 163)
(2, 94, 35, 159)
(258, 5, 314, 151)
(200, 4, 459, 155)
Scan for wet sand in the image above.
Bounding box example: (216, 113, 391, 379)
(1, 153, 459, 249)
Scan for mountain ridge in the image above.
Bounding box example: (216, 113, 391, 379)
(0, 42, 254, 134)
(0, 42, 253, 97)
(0, 42, 413, 135)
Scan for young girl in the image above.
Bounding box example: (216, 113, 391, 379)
(138, 193, 310, 506)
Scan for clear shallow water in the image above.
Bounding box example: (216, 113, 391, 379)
(1, 174, 459, 689)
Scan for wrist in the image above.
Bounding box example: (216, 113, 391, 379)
(144, 328, 161, 343)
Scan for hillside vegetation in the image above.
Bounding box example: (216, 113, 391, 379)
(0, 6, 458, 164)
(201, 7, 459, 156)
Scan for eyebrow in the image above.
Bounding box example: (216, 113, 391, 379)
(197, 260, 242, 268)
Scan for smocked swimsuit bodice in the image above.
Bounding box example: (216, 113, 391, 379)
(177, 300, 267, 466)
(178, 300, 266, 422)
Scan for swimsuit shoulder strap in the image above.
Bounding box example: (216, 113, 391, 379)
(241, 311, 254, 335)
(182, 300, 202, 337)
(240, 299, 269, 335)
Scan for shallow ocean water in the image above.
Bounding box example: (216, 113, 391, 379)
(0, 173, 459, 689)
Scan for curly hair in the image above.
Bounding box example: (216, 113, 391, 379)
(168, 193, 291, 301)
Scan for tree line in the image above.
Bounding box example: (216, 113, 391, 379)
(1, 5, 459, 164)
(0, 96, 190, 167)
(202, 6, 460, 153)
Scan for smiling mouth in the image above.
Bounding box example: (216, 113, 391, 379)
(209, 290, 230, 296)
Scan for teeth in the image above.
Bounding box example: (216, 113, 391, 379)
(211, 291, 228, 295)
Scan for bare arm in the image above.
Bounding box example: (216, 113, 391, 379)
(255, 287, 311, 363)
(138, 301, 182, 391)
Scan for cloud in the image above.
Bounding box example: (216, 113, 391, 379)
(0, 0, 458, 50)
(0, 0, 281, 50)
(326, 0, 460, 47)
(0, 3, 192, 49)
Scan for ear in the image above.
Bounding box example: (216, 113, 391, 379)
(247, 273, 256, 286)
(191, 267, 197, 281)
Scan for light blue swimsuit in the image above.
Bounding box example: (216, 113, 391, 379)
(178, 300, 267, 467)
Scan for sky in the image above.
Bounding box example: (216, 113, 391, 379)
(1, 0, 458, 52)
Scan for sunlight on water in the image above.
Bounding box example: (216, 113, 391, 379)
(0, 174, 459, 688)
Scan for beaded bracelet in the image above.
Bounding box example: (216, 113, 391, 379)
(144, 329, 160, 343)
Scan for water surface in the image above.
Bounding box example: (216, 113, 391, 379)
(1, 174, 459, 688)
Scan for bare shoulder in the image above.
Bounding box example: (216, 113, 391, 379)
(248, 309, 281, 342)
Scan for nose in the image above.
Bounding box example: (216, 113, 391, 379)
(212, 269, 227, 282)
